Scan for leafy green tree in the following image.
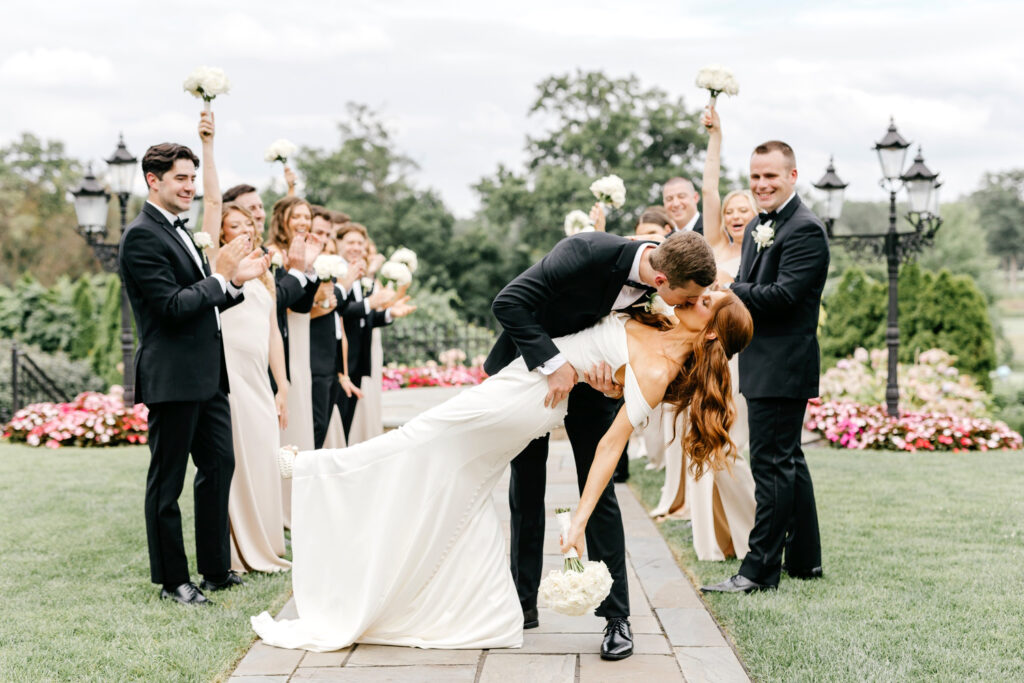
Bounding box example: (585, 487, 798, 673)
(972, 169, 1024, 290)
(91, 275, 125, 384)
(70, 276, 97, 360)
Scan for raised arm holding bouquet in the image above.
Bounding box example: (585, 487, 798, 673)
(183, 66, 231, 112)
(695, 64, 739, 109)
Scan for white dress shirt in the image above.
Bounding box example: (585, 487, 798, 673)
(682, 212, 701, 232)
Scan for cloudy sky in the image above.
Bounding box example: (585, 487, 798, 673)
(2, 0, 1020, 217)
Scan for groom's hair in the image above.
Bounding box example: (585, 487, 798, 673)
(752, 140, 796, 170)
(649, 231, 716, 288)
(142, 143, 199, 180)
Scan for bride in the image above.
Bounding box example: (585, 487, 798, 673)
(252, 289, 753, 652)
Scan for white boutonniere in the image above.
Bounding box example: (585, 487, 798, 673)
(270, 251, 284, 270)
(191, 231, 212, 257)
(638, 292, 676, 318)
(753, 225, 775, 252)
(360, 277, 375, 292)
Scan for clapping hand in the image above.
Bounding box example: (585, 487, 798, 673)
(198, 111, 215, 141)
(387, 296, 416, 319)
(582, 361, 623, 399)
(214, 235, 248, 283)
(233, 242, 271, 284)
(287, 233, 325, 273)
(367, 283, 396, 310)
(367, 252, 386, 276)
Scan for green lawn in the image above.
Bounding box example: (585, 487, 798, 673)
(630, 447, 1024, 682)
(0, 443, 293, 682)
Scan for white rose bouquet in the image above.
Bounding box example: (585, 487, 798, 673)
(589, 175, 626, 209)
(564, 209, 595, 236)
(183, 66, 231, 111)
(313, 254, 348, 281)
(695, 65, 739, 108)
(379, 260, 413, 287)
(389, 247, 418, 274)
(537, 507, 614, 616)
(265, 139, 298, 165)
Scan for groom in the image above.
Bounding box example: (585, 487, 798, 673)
(486, 230, 716, 659)
(119, 142, 270, 606)
(702, 140, 830, 594)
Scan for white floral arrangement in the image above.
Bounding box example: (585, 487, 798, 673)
(191, 231, 212, 252)
(360, 276, 375, 292)
(753, 225, 775, 252)
(379, 260, 413, 287)
(695, 65, 739, 107)
(537, 508, 613, 616)
(264, 139, 298, 165)
(183, 66, 231, 111)
(589, 175, 626, 208)
(389, 247, 419, 274)
(564, 209, 595, 236)
(313, 254, 348, 281)
(270, 252, 284, 270)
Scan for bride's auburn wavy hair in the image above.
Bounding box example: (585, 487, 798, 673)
(629, 292, 753, 480)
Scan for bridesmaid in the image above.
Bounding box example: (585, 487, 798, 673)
(266, 195, 318, 527)
(676, 104, 757, 560)
(197, 111, 289, 573)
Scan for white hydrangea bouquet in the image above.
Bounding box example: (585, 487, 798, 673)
(313, 254, 348, 281)
(695, 65, 739, 108)
(265, 139, 298, 165)
(564, 209, 595, 237)
(537, 507, 613, 616)
(183, 66, 231, 111)
(589, 175, 626, 209)
(379, 260, 413, 288)
(389, 247, 419, 274)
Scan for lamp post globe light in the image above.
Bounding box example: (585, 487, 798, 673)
(815, 119, 941, 418)
(69, 135, 141, 406)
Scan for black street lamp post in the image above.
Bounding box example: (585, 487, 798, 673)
(70, 134, 138, 405)
(813, 118, 941, 418)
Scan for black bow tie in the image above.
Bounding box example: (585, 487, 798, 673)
(759, 211, 779, 225)
(172, 217, 189, 229)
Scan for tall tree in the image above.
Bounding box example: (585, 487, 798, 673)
(973, 169, 1024, 290)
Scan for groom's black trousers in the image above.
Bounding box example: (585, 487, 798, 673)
(144, 392, 235, 588)
(509, 383, 629, 618)
(739, 397, 821, 587)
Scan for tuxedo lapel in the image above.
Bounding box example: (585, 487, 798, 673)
(599, 240, 651, 311)
(143, 203, 205, 279)
(744, 195, 804, 279)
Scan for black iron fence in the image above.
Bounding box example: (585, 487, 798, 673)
(1, 343, 70, 423)
(382, 322, 496, 367)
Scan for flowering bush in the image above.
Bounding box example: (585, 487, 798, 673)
(2, 388, 149, 449)
(805, 399, 1022, 452)
(821, 348, 991, 418)
(383, 362, 487, 391)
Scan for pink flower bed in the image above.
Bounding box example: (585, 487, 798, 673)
(383, 362, 487, 391)
(805, 399, 1023, 452)
(2, 389, 149, 449)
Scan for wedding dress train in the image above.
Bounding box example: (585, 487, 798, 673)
(252, 314, 653, 652)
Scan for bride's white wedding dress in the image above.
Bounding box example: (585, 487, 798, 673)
(252, 314, 653, 652)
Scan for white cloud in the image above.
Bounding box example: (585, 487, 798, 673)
(0, 48, 117, 88)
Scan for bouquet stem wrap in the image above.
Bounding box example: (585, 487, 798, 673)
(538, 507, 613, 615)
(556, 509, 584, 571)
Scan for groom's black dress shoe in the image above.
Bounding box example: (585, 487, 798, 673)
(200, 571, 244, 592)
(601, 617, 633, 660)
(700, 574, 775, 594)
(522, 607, 539, 630)
(784, 565, 824, 580)
(160, 582, 211, 606)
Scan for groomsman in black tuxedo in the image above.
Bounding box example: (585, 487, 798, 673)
(120, 144, 270, 605)
(487, 231, 716, 660)
(662, 176, 704, 234)
(222, 184, 323, 392)
(702, 140, 829, 594)
(309, 208, 346, 448)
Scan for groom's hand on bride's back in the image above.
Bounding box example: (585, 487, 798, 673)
(545, 362, 577, 409)
(582, 361, 623, 399)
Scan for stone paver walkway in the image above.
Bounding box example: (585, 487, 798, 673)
(231, 393, 749, 682)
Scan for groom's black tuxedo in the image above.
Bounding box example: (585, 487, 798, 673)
(488, 231, 655, 619)
(271, 266, 319, 392)
(729, 193, 829, 587)
(119, 201, 244, 589)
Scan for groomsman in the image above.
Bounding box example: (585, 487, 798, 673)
(120, 143, 270, 605)
(223, 184, 322, 390)
(309, 208, 346, 448)
(702, 140, 829, 594)
(662, 177, 703, 234)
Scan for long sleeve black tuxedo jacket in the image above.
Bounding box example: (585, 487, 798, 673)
(339, 285, 389, 380)
(118, 202, 244, 404)
(484, 232, 652, 376)
(730, 194, 830, 400)
(309, 284, 345, 377)
(274, 267, 319, 381)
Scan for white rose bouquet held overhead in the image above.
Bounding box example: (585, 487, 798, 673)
(183, 66, 231, 111)
(589, 175, 627, 209)
(537, 508, 614, 616)
(379, 260, 413, 288)
(564, 209, 595, 236)
(695, 65, 739, 108)
(265, 139, 298, 165)
(313, 254, 348, 281)
(389, 247, 418, 274)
